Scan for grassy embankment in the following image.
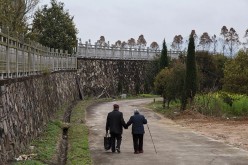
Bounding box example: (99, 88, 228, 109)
(14, 99, 102, 165)
(146, 92, 248, 118)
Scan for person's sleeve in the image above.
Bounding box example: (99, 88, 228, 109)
(120, 113, 127, 128)
(126, 116, 133, 127)
(143, 116, 147, 124)
(106, 114, 110, 132)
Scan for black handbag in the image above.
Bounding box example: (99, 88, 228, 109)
(104, 134, 111, 150)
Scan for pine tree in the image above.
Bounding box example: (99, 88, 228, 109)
(31, 0, 77, 53)
(181, 31, 198, 110)
(160, 39, 169, 70)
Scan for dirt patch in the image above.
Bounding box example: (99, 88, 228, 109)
(173, 110, 248, 151)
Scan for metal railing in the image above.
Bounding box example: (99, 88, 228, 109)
(0, 30, 77, 79)
(77, 42, 184, 60)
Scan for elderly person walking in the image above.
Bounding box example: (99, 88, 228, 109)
(106, 104, 127, 153)
(126, 109, 147, 154)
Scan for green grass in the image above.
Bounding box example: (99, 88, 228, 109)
(14, 160, 46, 165)
(146, 100, 181, 119)
(14, 104, 66, 165)
(13, 98, 108, 165)
(122, 93, 160, 100)
(66, 99, 97, 165)
(194, 92, 248, 117)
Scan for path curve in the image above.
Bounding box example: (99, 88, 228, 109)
(86, 98, 248, 165)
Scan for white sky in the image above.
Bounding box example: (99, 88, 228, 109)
(39, 0, 248, 47)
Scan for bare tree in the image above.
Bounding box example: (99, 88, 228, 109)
(199, 32, 212, 51)
(150, 41, 159, 50)
(171, 35, 183, 51)
(97, 36, 106, 47)
(211, 34, 218, 54)
(115, 40, 122, 47)
(137, 34, 147, 48)
(127, 38, 136, 48)
(226, 27, 240, 57)
(220, 26, 228, 55)
(121, 41, 127, 48)
(243, 29, 248, 51)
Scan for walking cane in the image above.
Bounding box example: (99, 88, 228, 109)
(147, 124, 157, 154)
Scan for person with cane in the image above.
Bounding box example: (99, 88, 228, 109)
(126, 109, 147, 154)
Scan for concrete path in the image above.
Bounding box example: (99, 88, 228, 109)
(86, 99, 248, 165)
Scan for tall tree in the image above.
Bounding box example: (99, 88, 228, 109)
(121, 41, 127, 48)
(31, 0, 77, 53)
(97, 36, 106, 47)
(196, 51, 218, 91)
(191, 30, 199, 50)
(127, 38, 136, 48)
(160, 39, 169, 70)
(226, 27, 240, 57)
(171, 35, 183, 51)
(150, 41, 159, 50)
(137, 34, 147, 48)
(223, 50, 248, 95)
(115, 40, 122, 47)
(0, 0, 39, 36)
(199, 32, 212, 51)
(220, 26, 228, 55)
(154, 63, 185, 108)
(211, 34, 218, 54)
(243, 29, 248, 50)
(181, 31, 198, 110)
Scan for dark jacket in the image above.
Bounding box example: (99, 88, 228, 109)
(106, 109, 126, 134)
(126, 112, 147, 134)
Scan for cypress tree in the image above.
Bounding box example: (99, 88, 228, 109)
(160, 39, 169, 70)
(181, 31, 198, 110)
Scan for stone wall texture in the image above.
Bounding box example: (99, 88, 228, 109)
(77, 58, 149, 97)
(0, 71, 79, 163)
(0, 58, 149, 163)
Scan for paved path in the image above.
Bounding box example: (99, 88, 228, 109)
(86, 99, 248, 165)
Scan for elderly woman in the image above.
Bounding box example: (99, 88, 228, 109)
(126, 109, 147, 154)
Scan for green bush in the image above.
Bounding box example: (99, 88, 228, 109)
(194, 92, 248, 117)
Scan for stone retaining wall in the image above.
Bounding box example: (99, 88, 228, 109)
(77, 58, 149, 97)
(0, 71, 79, 163)
(0, 58, 151, 163)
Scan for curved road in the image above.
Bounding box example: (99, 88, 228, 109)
(86, 98, 248, 165)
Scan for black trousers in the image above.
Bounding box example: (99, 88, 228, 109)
(110, 133, 122, 152)
(132, 134, 144, 152)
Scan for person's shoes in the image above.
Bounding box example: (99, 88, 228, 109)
(116, 148, 120, 153)
(112, 150, 115, 153)
(134, 151, 139, 154)
(139, 150, 143, 153)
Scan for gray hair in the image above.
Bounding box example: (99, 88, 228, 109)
(134, 109, 139, 114)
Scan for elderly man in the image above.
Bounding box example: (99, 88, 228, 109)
(126, 109, 147, 154)
(106, 104, 127, 153)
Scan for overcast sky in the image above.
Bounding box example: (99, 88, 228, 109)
(39, 0, 248, 47)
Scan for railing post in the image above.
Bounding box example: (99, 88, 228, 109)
(65, 50, 68, 69)
(85, 41, 88, 57)
(15, 39, 18, 78)
(27, 40, 30, 75)
(0, 33, 3, 79)
(51, 48, 54, 71)
(56, 48, 58, 71)
(138, 46, 141, 59)
(6, 27, 10, 78)
(147, 47, 149, 60)
(95, 42, 97, 58)
(22, 34, 26, 76)
(130, 47, 132, 59)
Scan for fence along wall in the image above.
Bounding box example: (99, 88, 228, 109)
(0, 30, 77, 79)
(77, 42, 183, 60)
